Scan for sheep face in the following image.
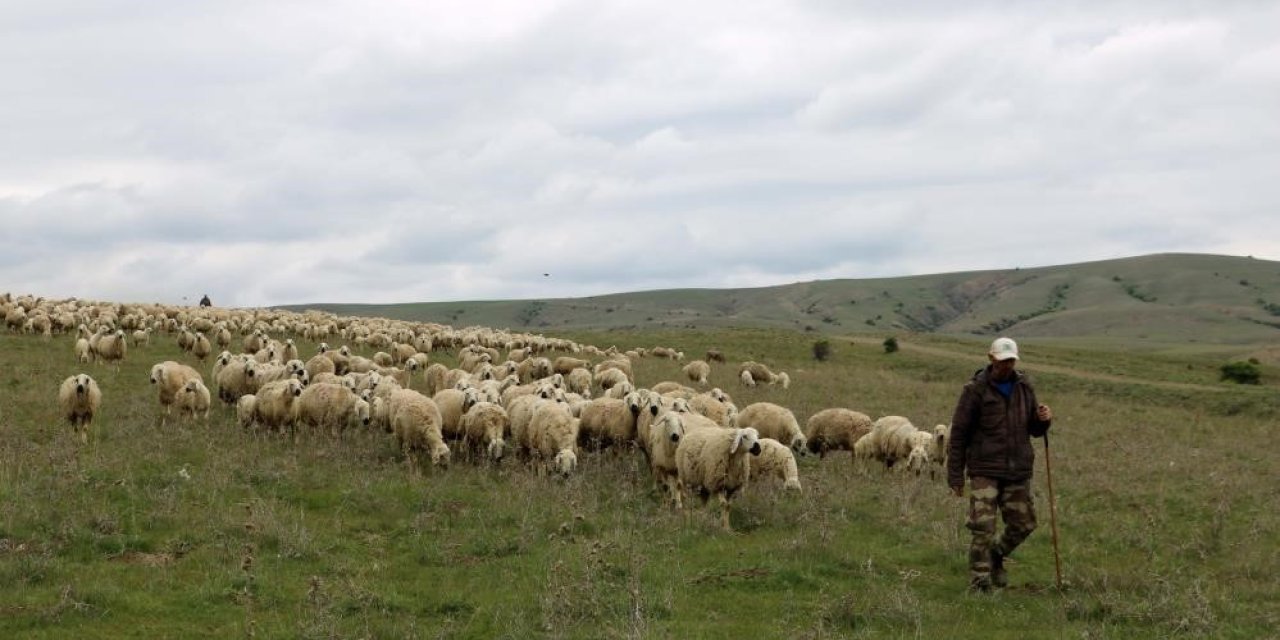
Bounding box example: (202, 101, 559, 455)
(149, 364, 163, 385)
(731, 428, 762, 456)
(656, 413, 684, 444)
(906, 446, 931, 474)
(354, 398, 371, 428)
(285, 379, 304, 397)
(430, 443, 451, 467)
(75, 374, 92, 394)
(791, 434, 808, 457)
(487, 438, 505, 461)
(554, 449, 577, 476)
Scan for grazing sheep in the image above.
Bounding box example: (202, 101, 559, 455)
(602, 380, 635, 399)
(459, 401, 510, 462)
(388, 389, 450, 467)
(675, 426, 763, 530)
(705, 349, 726, 363)
(564, 367, 593, 397)
(58, 373, 101, 443)
(905, 424, 951, 477)
(772, 371, 791, 389)
(150, 361, 204, 419)
(682, 360, 711, 385)
(176, 379, 212, 421)
(593, 358, 633, 384)
(553, 356, 591, 375)
(523, 401, 580, 476)
(652, 381, 697, 397)
(252, 378, 305, 432)
(296, 383, 372, 435)
(304, 353, 336, 381)
(735, 402, 807, 455)
(738, 361, 778, 386)
(750, 438, 802, 491)
(577, 395, 640, 451)
(805, 408, 874, 462)
(422, 363, 449, 397)
(739, 370, 756, 387)
(857, 415, 932, 470)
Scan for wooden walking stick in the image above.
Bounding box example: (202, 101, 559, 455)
(1043, 432, 1063, 590)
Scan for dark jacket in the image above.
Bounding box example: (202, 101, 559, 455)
(947, 366, 1050, 489)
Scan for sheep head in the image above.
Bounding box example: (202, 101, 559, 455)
(731, 428, 762, 456)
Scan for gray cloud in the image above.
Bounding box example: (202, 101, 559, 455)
(1, 1, 1277, 308)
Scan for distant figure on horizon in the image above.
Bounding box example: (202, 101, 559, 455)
(198, 294, 212, 307)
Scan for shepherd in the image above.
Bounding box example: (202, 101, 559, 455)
(947, 337, 1053, 592)
(198, 294, 212, 307)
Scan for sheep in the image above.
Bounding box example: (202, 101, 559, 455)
(433, 387, 481, 441)
(705, 348, 726, 363)
(522, 401, 580, 476)
(595, 367, 629, 392)
(459, 401, 510, 462)
(236, 394, 257, 429)
(577, 395, 640, 451)
(750, 438, 802, 491)
(422, 363, 449, 397)
(191, 332, 212, 362)
(564, 367, 593, 397)
(804, 408, 873, 462)
(176, 379, 212, 421)
(593, 358, 633, 383)
(652, 381, 697, 397)
(904, 424, 950, 477)
(675, 426, 763, 530)
(735, 402, 806, 456)
(602, 380, 635, 399)
(682, 360, 711, 385)
(296, 383, 371, 436)
(388, 389, 450, 467)
(737, 361, 777, 385)
(93, 329, 128, 365)
(644, 411, 687, 508)
(689, 393, 737, 428)
(772, 371, 791, 389)
(304, 353, 336, 381)
(150, 361, 204, 420)
(857, 415, 931, 470)
(130, 327, 151, 348)
(552, 356, 591, 375)
(215, 357, 256, 404)
(74, 337, 92, 363)
(58, 373, 101, 443)
(252, 378, 305, 432)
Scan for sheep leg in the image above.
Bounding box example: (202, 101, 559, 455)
(718, 493, 732, 531)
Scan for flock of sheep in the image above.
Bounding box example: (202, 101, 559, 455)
(5, 292, 951, 531)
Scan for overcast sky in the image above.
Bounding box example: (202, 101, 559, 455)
(2, 1, 1277, 308)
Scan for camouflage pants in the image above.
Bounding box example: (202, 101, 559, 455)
(967, 476, 1037, 584)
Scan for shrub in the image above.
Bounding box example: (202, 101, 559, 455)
(883, 336, 899, 354)
(812, 340, 831, 362)
(1220, 361, 1261, 385)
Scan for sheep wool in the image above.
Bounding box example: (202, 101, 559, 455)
(736, 402, 807, 455)
(675, 426, 762, 531)
(58, 373, 102, 443)
(805, 408, 874, 462)
(750, 438, 802, 491)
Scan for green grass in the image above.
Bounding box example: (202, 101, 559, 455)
(1, 325, 1277, 638)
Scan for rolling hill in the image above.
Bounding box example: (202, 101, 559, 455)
(284, 253, 1280, 347)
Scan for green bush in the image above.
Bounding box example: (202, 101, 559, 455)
(1220, 361, 1261, 385)
(812, 339, 832, 361)
(883, 336, 899, 353)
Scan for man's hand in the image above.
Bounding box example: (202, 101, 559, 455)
(1037, 403, 1053, 422)
(951, 486, 964, 498)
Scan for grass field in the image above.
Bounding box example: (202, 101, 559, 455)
(1, 325, 1277, 638)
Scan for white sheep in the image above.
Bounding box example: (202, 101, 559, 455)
(236, 394, 257, 429)
(577, 395, 640, 451)
(904, 424, 950, 476)
(738, 361, 777, 386)
(296, 382, 372, 436)
(150, 361, 204, 420)
(682, 360, 711, 385)
(689, 392, 737, 428)
(459, 401, 510, 462)
(644, 411, 687, 508)
(433, 387, 480, 441)
(58, 373, 101, 443)
(252, 378, 305, 432)
(675, 426, 763, 531)
(388, 389, 450, 467)
(93, 329, 128, 366)
(74, 337, 92, 363)
(522, 401, 580, 476)
(176, 379, 212, 421)
(215, 357, 256, 404)
(857, 415, 930, 470)
(750, 437, 802, 491)
(594, 366, 630, 391)
(735, 402, 807, 455)
(804, 408, 873, 462)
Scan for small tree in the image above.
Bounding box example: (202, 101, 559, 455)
(812, 339, 832, 362)
(883, 336, 899, 353)
(1220, 361, 1261, 385)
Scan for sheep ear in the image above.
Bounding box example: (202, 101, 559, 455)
(730, 429, 743, 454)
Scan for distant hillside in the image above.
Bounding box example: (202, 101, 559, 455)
(283, 253, 1280, 345)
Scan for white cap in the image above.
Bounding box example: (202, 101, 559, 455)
(989, 337, 1019, 361)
